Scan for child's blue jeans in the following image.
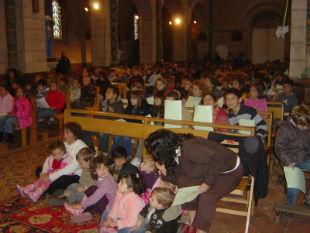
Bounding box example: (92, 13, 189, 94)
(0, 116, 17, 133)
(287, 160, 310, 206)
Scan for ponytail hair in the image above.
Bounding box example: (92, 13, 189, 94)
(118, 173, 146, 195)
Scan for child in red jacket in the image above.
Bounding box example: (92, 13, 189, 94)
(37, 81, 65, 122)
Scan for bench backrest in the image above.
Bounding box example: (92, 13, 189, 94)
(267, 101, 284, 121)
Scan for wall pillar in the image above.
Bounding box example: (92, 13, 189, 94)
(139, 1, 157, 64)
(0, 0, 8, 73)
(15, 0, 47, 73)
(90, 0, 111, 67)
(172, 16, 188, 62)
(289, 0, 307, 79)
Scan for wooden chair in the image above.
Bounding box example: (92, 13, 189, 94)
(216, 140, 254, 233)
(85, 87, 101, 111)
(267, 101, 284, 121)
(111, 83, 128, 99)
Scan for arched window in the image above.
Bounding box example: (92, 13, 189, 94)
(52, 0, 62, 39)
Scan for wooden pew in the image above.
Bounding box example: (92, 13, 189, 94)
(64, 109, 256, 233)
(55, 86, 100, 138)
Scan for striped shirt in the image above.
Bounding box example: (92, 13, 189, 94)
(228, 104, 267, 139)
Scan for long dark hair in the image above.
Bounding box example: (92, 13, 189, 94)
(118, 173, 146, 195)
(144, 129, 193, 177)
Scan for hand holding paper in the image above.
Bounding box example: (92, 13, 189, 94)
(172, 186, 200, 206)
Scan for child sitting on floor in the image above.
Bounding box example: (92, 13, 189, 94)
(109, 146, 138, 181)
(139, 155, 158, 204)
(100, 173, 145, 233)
(133, 187, 180, 233)
(48, 147, 96, 206)
(64, 155, 117, 223)
(17, 141, 72, 202)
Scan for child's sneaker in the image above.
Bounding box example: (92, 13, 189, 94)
(71, 212, 92, 224)
(64, 202, 84, 216)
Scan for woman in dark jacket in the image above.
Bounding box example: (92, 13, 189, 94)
(145, 129, 243, 233)
(274, 105, 310, 206)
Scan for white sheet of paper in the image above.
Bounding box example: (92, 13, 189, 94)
(36, 97, 50, 109)
(172, 186, 200, 206)
(146, 96, 154, 105)
(185, 96, 202, 108)
(164, 100, 182, 128)
(284, 167, 306, 193)
(193, 105, 213, 131)
(238, 119, 255, 135)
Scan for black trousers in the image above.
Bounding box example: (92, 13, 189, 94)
(36, 166, 80, 194)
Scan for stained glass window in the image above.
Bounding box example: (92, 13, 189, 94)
(134, 15, 139, 40)
(52, 0, 62, 39)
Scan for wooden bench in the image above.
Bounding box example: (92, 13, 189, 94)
(55, 86, 101, 138)
(64, 109, 256, 233)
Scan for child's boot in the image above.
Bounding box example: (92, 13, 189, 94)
(17, 184, 36, 198)
(26, 188, 44, 202)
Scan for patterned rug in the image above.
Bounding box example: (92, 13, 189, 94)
(0, 198, 100, 233)
(0, 141, 100, 233)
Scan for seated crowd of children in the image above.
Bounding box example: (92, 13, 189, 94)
(0, 60, 300, 145)
(2, 58, 309, 213)
(17, 138, 181, 233)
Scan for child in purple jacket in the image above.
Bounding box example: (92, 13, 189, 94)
(65, 155, 117, 224)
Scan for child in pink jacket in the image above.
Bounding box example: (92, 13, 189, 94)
(101, 173, 145, 233)
(1, 87, 32, 143)
(17, 141, 72, 202)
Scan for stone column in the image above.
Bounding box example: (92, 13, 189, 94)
(156, 0, 163, 61)
(90, 0, 111, 67)
(139, 1, 157, 64)
(15, 0, 47, 73)
(172, 16, 188, 61)
(289, 0, 308, 79)
(0, 0, 8, 73)
(110, 0, 119, 65)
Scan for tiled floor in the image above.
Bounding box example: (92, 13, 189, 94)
(1, 142, 310, 233)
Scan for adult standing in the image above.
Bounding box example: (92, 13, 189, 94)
(56, 51, 71, 75)
(145, 129, 243, 233)
(38, 122, 87, 194)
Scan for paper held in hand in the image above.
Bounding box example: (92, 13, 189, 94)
(283, 167, 306, 193)
(238, 119, 255, 135)
(164, 100, 182, 129)
(172, 185, 200, 206)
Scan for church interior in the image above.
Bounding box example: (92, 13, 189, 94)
(0, 0, 310, 232)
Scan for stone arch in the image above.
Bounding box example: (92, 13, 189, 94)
(242, 1, 285, 58)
